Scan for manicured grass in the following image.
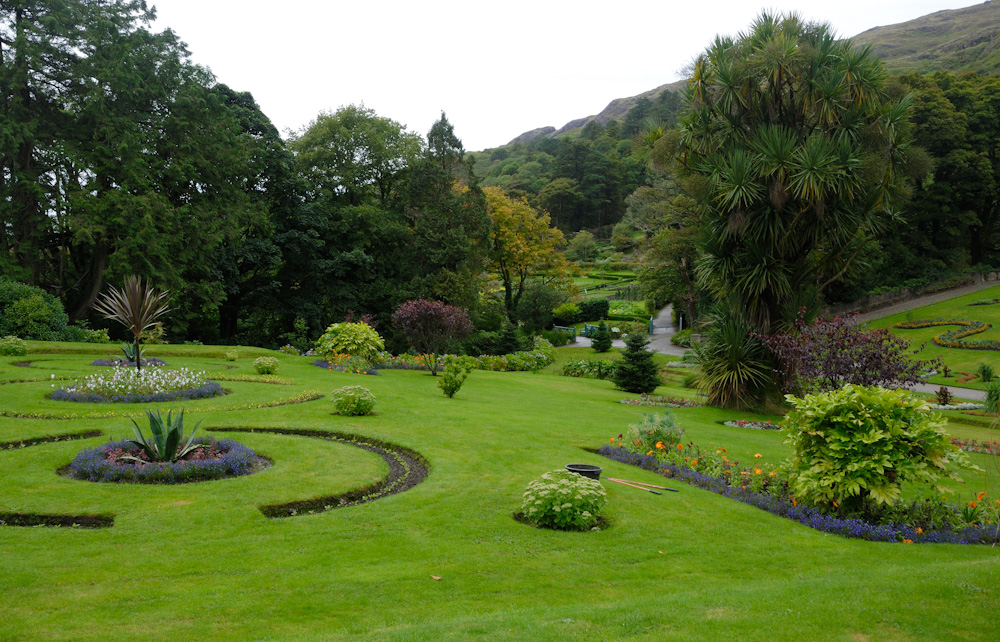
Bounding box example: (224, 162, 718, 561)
(1, 343, 999, 641)
(871, 284, 1000, 390)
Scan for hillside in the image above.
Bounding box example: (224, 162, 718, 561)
(852, 1, 1000, 74)
(506, 2, 1000, 148)
(505, 80, 684, 145)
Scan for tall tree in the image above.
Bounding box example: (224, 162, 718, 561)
(483, 186, 569, 319)
(288, 105, 421, 207)
(399, 113, 491, 311)
(677, 12, 913, 406)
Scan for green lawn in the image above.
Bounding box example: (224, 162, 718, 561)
(871, 284, 1000, 390)
(1, 343, 998, 641)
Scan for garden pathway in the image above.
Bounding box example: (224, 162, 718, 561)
(856, 280, 999, 323)
(561, 304, 687, 357)
(854, 281, 997, 402)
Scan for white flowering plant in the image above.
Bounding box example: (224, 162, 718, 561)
(521, 470, 607, 531)
(63, 365, 209, 398)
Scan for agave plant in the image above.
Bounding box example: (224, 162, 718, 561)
(122, 408, 203, 463)
(119, 341, 144, 365)
(93, 276, 170, 373)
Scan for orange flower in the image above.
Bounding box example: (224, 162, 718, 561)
(977, 491, 987, 502)
(634, 440, 641, 445)
(833, 501, 839, 508)
(647, 450, 654, 456)
(715, 449, 721, 454)
(691, 459, 698, 466)
(676, 444, 683, 450)
(754, 468, 762, 475)
(754, 453, 762, 458)
(655, 441, 666, 450)
(792, 498, 797, 506)
(969, 500, 978, 509)
(610, 437, 615, 443)
(903, 539, 913, 544)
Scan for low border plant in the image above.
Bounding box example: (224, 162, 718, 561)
(521, 470, 607, 531)
(253, 356, 280, 375)
(0, 335, 28, 356)
(331, 386, 376, 416)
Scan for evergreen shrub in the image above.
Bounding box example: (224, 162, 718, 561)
(0, 278, 70, 341)
(612, 333, 662, 393)
(591, 322, 612, 353)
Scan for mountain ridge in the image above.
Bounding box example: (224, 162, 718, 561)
(504, 2, 999, 148)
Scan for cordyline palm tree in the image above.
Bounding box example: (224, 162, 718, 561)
(674, 11, 913, 408)
(93, 276, 170, 373)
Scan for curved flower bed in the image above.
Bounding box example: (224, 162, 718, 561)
(895, 318, 999, 351)
(951, 437, 1000, 456)
(51, 365, 224, 403)
(91, 357, 167, 367)
(723, 419, 781, 430)
(70, 438, 262, 483)
(598, 445, 998, 545)
(51, 381, 223, 404)
(313, 356, 379, 375)
(620, 393, 701, 408)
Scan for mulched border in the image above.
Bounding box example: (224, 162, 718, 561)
(1, 430, 102, 450)
(212, 427, 428, 518)
(0, 429, 112, 529)
(0, 511, 113, 529)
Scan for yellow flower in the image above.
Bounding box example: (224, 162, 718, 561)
(753, 453, 762, 458)
(754, 468, 762, 475)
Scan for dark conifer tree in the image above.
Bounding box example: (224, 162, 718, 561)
(612, 333, 662, 393)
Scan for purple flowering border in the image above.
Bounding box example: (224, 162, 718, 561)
(598, 445, 999, 545)
(50, 381, 224, 404)
(70, 438, 262, 484)
(311, 359, 380, 376)
(90, 358, 167, 367)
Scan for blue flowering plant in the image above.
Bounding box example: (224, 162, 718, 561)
(71, 437, 259, 484)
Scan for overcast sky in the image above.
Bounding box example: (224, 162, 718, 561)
(151, 0, 983, 151)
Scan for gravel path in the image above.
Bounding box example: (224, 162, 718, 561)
(856, 280, 999, 323)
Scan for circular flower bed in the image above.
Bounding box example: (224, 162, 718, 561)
(69, 438, 264, 483)
(91, 357, 167, 367)
(51, 365, 224, 403)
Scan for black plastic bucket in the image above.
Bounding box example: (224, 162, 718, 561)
(565, 464, 602, 480)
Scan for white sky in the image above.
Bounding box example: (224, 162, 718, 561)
(150, 0, 984, 151)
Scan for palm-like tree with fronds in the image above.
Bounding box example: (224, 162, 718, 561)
(675, 11, 913, 407)
(93, 276, 170, 373)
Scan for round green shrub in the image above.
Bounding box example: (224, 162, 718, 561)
(0, 335, 28, 357)
(225, 350, 239, 362)
(253, 356, 280, 375)
(332, 385, 376, 416)
(315, 322, 384, 363)
(521, 470, 607, 531)
(0, 278, 70, 341)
